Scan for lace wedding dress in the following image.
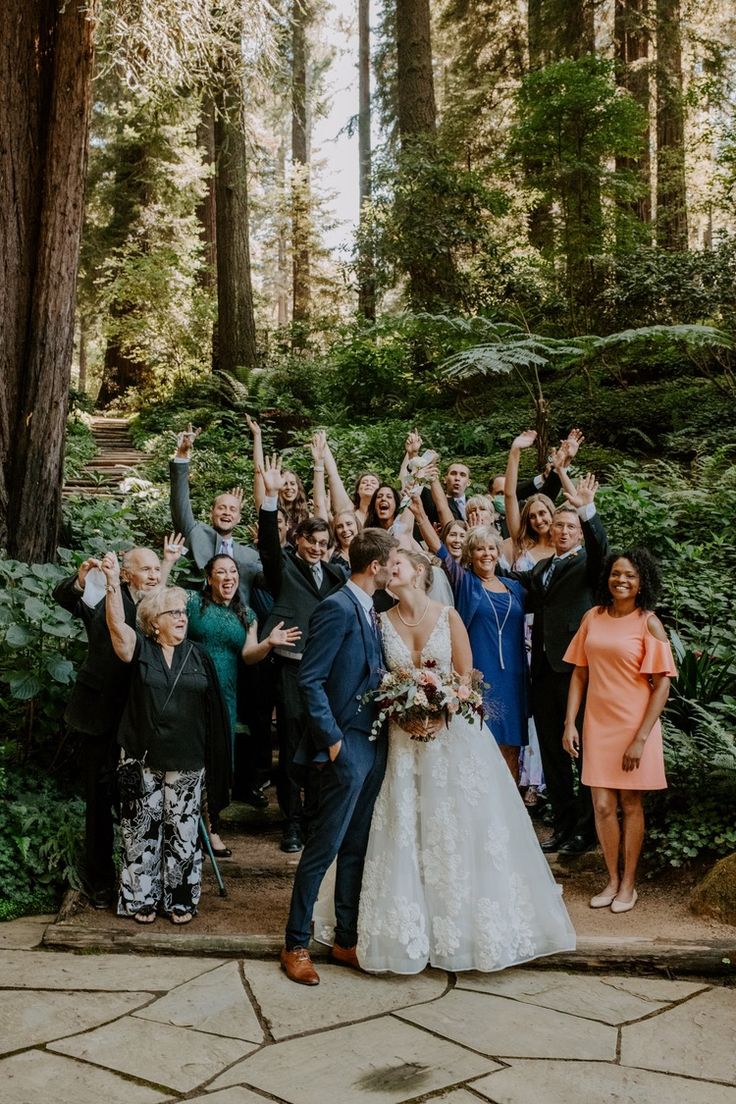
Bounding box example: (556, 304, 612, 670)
(315, 606, 575, 974)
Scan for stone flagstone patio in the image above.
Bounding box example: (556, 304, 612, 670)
(1, 915, 735, 1103)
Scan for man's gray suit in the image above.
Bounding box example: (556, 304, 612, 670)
(169, 459, 261, 605)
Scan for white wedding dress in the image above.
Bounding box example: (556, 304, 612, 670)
(315, 606, 576, 974)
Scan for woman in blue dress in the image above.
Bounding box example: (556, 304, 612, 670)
(410, 499, 528, 782)
(186, 554, 300, 853)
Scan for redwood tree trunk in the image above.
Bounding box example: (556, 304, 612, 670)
(396, 0, 437, 138)
(214, 75, 258, 379)
(656, 0, 688, 249)
(291, 0, 311, 331)
(615, 0, 651, 228)
(196, 97, 217, 291)
(357, 0, 376, 321)
(0, 0, 95, 562)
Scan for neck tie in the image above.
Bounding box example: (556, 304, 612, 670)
(311, 562, 323, 589)
(456, 498, 466, 519)
(369, 605, 380, 636)
(542, 555, 562, 592)
(219, 539, 233, 557)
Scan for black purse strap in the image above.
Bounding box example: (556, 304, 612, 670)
(156, 642, 194, 722)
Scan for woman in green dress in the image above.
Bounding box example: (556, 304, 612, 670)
(187, 554, 300, 854)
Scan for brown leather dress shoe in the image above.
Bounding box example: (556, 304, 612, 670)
(280, 946, 320, 985)
(331, 943, 360, 970)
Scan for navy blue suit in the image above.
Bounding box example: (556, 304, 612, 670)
(286, 586, 387, 949)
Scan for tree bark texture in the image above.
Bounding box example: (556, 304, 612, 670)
(656, 0, 688, 249)
(214, 79, 259, 379)
(525, 0, 554, 254)
(196, 97, 218, 291)
(396, 0, 437, 140)
(0, 0, 95, 562)
(291, 0, 311, 329)
(530, 0, 595, 65)
(615, 0, 652, 227)
(357, 0, 376, 320)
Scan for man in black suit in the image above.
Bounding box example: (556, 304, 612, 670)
(514, 474, 608, 856)
(258, 455, 348, 854)
(420, 460, 471, 524)
(54, 547, 164, 907)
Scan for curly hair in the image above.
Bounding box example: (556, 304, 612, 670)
(595, 548, 662, 610)
(280, 470, 310, 530)
(365, 485, 401, 529)
(137, 586, 188, 637)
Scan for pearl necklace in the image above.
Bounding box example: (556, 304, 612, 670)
(395, 600, 431, 628)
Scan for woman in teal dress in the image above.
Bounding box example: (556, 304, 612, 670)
(187, 554, 300, 854)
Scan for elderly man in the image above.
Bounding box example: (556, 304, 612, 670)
(54, 544, 172, 908)
(169, 424, 261, 606)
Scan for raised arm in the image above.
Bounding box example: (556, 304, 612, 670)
(428, 467, 454, 529)
(101, 552, 136, 662)
(310, 432, 329, 521)
(160, 532, 186, 585)
(246, 414, 266, 510)
(257, 454, 286, 596)
(398, 429, 422, 487)
(169, 423, 202, 538)
(53, 558, 102, 615)
(322, 439, 353, 516)
(504, 429, 537, 542)
(564, 472, 608, 580)
(409, 491, 441, 554)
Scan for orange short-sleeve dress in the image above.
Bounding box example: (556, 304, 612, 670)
(563, 607, 677, 791)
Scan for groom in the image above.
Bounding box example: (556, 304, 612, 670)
(280, 528, 399, 985)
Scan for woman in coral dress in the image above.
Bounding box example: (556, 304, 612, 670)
(563, 549, 676, 915)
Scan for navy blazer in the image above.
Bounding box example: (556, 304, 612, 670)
(297, 586, 384, 759)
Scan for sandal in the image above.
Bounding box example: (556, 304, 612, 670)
(524, 786, 539, 808)
(170, 907, 194, 926)
(133, 906, 157, 924)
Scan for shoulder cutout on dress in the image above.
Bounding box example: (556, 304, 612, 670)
(645, 613, 669, 642)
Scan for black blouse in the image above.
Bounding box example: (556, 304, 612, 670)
(117, 634, 210, 771)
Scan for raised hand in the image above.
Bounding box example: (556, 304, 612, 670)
(260, 453, 285, 497)
(564, 472, 599, 508)
(511, 429, 537, 451)
(562, 427, 584, 462)
(162, 531, 186, 564)
(175, 423, 201, 459)
(228, 485, 245, 509)
(100, 551, 121, 583)
(310, 431, 327, 464)
(408, 490, 429, 519)
(245, 413, 261, 439)
(405, 429, 423, 458)
(267, 621, 302, 649)
(76, 557, 101, 588)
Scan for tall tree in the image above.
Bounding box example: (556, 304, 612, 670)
(614, 0, 652, 228)
(656, 0, 688, 249)
(196, 98, 218, 291)
(394, 0, 457, 309)
(0, 0, 95, 561)
(291, 0, 312, 330)
(214, 73, 259, 378)
(357, 0, 376, 320)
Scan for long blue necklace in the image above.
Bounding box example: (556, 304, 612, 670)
(483, 585, 512, 670)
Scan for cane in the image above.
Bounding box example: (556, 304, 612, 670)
(199, 817, 227, 897)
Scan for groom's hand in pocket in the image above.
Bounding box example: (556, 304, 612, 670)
(328, 740, 342, 762)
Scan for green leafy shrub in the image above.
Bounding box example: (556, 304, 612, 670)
(63, 418, 97, 482)
(0, 555, 89, 751)
(0, 753, 84, 919)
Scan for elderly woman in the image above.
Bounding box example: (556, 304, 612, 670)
(563, 548, 675, 913)
(101, 552, 231, 926)
(411, 499, 528, 781)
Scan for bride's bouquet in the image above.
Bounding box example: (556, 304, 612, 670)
(367, 661, 486, 741)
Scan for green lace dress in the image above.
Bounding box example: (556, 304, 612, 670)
(185, 593, 255, 744)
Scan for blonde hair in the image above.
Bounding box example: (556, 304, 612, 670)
(515, 493, 556, 557)
(137, 586, 188, 637)
(397, 549, 434, 592)
(461, 526, 502, 568)
(466, 494, 495, 518)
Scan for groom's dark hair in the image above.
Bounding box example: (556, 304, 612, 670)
(349, 528, 398, 574)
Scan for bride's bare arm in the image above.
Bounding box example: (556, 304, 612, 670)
(448, 608, 473, 678)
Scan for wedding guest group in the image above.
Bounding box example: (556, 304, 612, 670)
(56, 413, 673, 947)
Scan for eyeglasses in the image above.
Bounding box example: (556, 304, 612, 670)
(159, 609, 188, 619)
(303, 536, 330, 550)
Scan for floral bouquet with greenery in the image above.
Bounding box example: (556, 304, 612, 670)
(367, 660, 485, 741)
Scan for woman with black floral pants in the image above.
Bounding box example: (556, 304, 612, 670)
(101, 553, 230, 925)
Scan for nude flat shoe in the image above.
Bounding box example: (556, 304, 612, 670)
(589, 891, 618, 909)
(610, 889, 638, 914)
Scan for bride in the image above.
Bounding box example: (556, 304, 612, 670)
(315, 548, 576, 973)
